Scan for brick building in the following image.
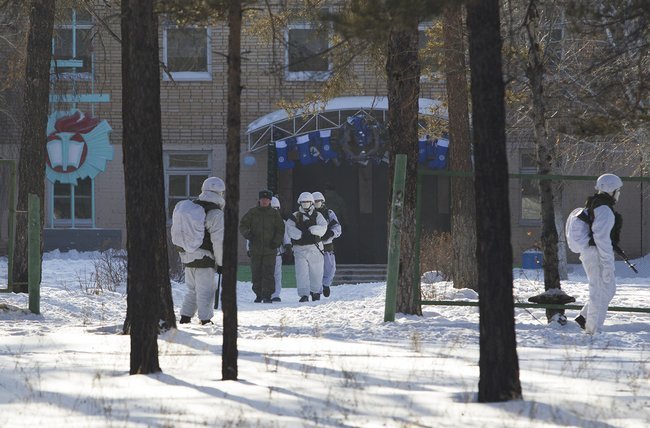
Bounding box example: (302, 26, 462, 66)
(1, 2, 647, 265)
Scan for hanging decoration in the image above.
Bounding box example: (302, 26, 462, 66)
(296, 133, 320, 165)
(275, 137, 296, 170)
(45, 110, 113, 184)
(418, 136, 449, 169)
(339, 114, 384, 165)
(319, 129, 337, 160)
(273, 114, 388, 170)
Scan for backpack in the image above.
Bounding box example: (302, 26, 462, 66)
(171, 200, 217, 253)
(565, 194, 621, 254)
(565, 207, 592, 253)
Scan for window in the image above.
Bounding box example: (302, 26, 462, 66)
(520, 152, 541, 222)
(419, 22, 438, 79)
(164, 152, 212, 219)
(285, 23, 330, 81)
(52, 8, 94, 77)
(51, 177, 93, 227)
(163, 27, 211, 81)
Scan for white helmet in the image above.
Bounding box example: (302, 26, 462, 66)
(595, 174, 623, 193)
(201, 177, 225, 195)
(297, 192, 314, 204)
(271, 196, 280, 209)
(312, 191, 325, 209)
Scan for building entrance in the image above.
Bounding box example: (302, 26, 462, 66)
(288, 161, 389, 264)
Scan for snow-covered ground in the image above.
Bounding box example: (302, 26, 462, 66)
(1, 251, 649, 427)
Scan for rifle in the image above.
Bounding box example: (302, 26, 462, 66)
(613, 244, 639, 274)
(214, 272, 222, 309)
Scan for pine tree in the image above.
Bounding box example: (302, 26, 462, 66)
(467, 0, 522, 402)
(11, 0, 55, 292)
(442, 2, 478, 292)
(121, 0, 170, 374)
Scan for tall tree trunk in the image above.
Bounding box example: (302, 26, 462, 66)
(467, 0, 522, 402)
(442, 2, 478, 292)
(386, 14, 422, 316)
(524, 1, 562, 322)
(222, 0, 242, 381)
(12, 0, 55, 292)
(121, 0, 171, 374)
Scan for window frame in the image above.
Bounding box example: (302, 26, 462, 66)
(49, 177, 95, 228)
(284, 22, 332, 82)
(162, 26, 212, 82)
(52, 8, 94, 80)
(164, 151, 212, 221)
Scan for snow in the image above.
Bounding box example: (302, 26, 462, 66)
(1, 251, 649, 427)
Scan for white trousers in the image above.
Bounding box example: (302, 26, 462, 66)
(293, 244, 324, 297)
(322, 250, 336, 289)
(273, 254, 282, 299)
(579, 247, 616, 334)
(181, 267, 216, 322)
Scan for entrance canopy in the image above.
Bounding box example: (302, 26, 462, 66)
(246, 96, 447, 153)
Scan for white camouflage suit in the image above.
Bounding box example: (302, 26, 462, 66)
(578, 204, 616, 334)
(179, 191, 224, 322)
(286, 205, 327, 299)
(318, 208, 342, 290)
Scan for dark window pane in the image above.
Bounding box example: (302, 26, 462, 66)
(168, 153, 209, 169)
(167, 28, 208, 72)
(190, 175, 207, 196)
(53, 28, 73, 58)
(54, 181, 71, 196)
(76, 9, 93, 25)
(75, 177, 92, 196)
(169, 175, 187, 197)
(53, 197, 71, 219)
(288, 28, 329, 72)
(53, 28, 93, 73)
(74, 198, 92, 219)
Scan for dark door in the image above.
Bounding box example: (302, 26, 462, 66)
(291, 161, 390, 263)
(288, 163, 450, 263)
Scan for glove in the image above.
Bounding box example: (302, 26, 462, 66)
(297, 222, 309, 233)
(216, 265, 223, 274)
(322, 230, 334, 240)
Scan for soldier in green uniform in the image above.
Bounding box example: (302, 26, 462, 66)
(239, 190, 286, 303)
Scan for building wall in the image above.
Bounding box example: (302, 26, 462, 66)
(0, 2, 647, 263)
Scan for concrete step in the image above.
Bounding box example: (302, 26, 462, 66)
(333, 264, 387, 285)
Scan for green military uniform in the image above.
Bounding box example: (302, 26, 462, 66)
(239, 201, 285, 301)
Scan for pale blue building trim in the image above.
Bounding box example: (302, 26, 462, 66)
(49, 94, 110, 104)
(91, 177, 96, 228)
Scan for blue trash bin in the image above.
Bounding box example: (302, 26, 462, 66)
(522, 250, 543, 269)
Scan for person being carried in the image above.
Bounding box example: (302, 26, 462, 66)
(239, 190, 285, 303)
(174, 177, 225, 326)
(312, 191, 342, 298)
(286, 192, 327, 302)
(574, 173, 624, 334)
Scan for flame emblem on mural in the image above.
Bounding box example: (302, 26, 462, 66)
(46, 110, 113, 184)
